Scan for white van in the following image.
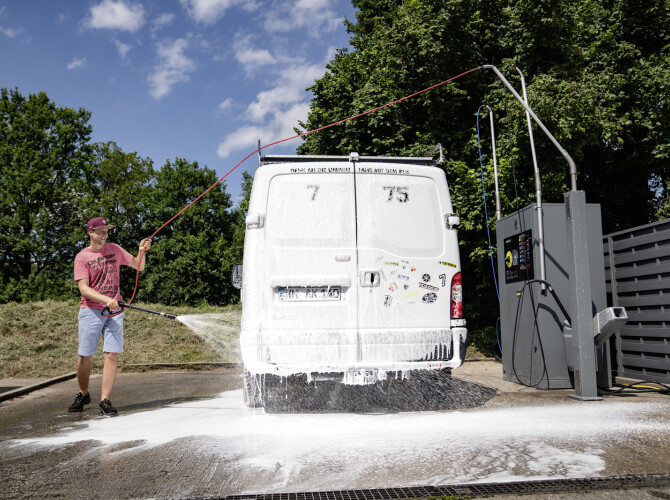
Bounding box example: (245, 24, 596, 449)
(235, 153, 467, 408)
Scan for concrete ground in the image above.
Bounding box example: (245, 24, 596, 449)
(1, 361, 669, 499)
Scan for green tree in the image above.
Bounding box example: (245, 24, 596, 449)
(139, 158, 235, 306)
(224, 171, 253, 267)
(658, 179, 670, 221)
(80, 141, 155, 301)
(297, 0, 670, 351)
(0, 88, 93, 302)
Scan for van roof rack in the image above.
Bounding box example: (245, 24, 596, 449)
(261, 154, 437, 166)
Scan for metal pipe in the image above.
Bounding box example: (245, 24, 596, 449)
(480, 65, 577, 191)
(482, 106, 501, 220)
(511, 66, 547, 287)
(427, 143, 444, 164)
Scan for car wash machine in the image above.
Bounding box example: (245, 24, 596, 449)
(481, 65, 627, 400)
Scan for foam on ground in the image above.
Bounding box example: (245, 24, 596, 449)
(11, 391, 670, 492)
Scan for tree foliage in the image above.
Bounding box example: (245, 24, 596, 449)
(140, 158, 236, 306)
(0, 88, 93, 301)
(0, 88, 245, 306)
(297, 0, 670, 350)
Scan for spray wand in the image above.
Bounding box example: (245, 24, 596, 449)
(102, 301, 178, 320)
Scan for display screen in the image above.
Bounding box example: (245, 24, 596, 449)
(503, 229, 534, 284)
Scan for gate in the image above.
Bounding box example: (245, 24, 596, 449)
(604, 218, 670, 384)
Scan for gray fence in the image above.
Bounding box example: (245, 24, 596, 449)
(603, 218, 670, 384)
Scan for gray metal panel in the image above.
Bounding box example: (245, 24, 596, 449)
(620, 326, 668, 338)
(617, 295, 668, 308)
(612, 246, 669, 265)
(615, 277, 670, 294)
(497, 203, 608, 390)
(603, 218, 670, 385)
(610, 226, 670, 251)
(620, 342, 670, 355)
(613, 261, 670, 279)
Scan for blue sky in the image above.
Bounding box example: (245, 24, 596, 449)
(0, 0, 356, 202)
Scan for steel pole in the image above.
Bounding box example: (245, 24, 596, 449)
(483, 106, 502, 220)
(511, 66, 547, 287)
(480, 65, 577, 191)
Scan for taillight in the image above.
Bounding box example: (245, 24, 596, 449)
(450, 272, 463, 318)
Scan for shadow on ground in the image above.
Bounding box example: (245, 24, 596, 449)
(262, 372, 498, 413)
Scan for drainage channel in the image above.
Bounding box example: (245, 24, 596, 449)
(208, 474, 670, 500)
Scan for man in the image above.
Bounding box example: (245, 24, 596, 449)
(68, 216, 152, 416)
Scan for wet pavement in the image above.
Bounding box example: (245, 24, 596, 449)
(1, 362, 670, 499)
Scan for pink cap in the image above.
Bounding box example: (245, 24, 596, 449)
(86, 217, 115, 232)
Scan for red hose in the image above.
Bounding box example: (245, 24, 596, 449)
(118, 66, 483, 310)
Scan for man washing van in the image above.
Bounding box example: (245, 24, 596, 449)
(68, 217, 151, 416)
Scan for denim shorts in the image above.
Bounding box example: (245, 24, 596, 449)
(78, 308, 125, 356)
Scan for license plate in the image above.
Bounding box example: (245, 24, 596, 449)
(278, 286, 341, 302)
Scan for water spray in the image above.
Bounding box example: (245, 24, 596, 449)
(102, 301, 178, 320)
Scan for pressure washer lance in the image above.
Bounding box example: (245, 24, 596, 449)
(102, 301, 178, 320)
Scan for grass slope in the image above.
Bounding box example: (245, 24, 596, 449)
(0, 300, 242, 378)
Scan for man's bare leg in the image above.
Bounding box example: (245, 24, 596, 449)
(77, 355, 92, 395)
(101, 352, 118, 401)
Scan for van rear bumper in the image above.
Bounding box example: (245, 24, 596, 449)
(241, 326, 467, 383)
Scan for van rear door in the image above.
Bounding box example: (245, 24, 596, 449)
(354, 164, 457, 363)
(262, 165, 358, 365)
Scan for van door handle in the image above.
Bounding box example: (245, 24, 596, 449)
(360, 270, 380, 287)
(335, 254, 351, 262)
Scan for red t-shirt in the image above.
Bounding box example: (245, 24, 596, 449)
(74, 243, 134, 309)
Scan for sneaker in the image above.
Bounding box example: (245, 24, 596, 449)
(68, 392, 91, 412)
(99, 398, 118, 416)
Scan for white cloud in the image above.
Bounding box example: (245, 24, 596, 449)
(233, 34, 274, 69)
(113, 39, 132, 59)
(218, 98, 233, 112)
(217, 102, 310, 158)
(263, 0, 342, 37)
(232, 33, 298, 74)
(247, 64, 324, 121)
(217, 63, 325, 158)
(147, 38, 196, 100)
(179, 0, 257, 25)
(152, 13, 175, 30)
(83, 0, 146, 33)
(67, 57, 87, 70)
(0, 26, 22, 38)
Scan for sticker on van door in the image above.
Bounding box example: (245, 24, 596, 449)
(438, 260, 457, 268)
(422, 292, 438, 304)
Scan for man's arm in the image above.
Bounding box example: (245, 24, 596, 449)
(77, 279, 120, 311)
(128, 238, 152, 271)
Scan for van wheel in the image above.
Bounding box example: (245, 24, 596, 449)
(243, 369, 263, 408)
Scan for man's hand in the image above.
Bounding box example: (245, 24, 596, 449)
(139, 238, 152, 253)
(105, 297, 120, 311)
